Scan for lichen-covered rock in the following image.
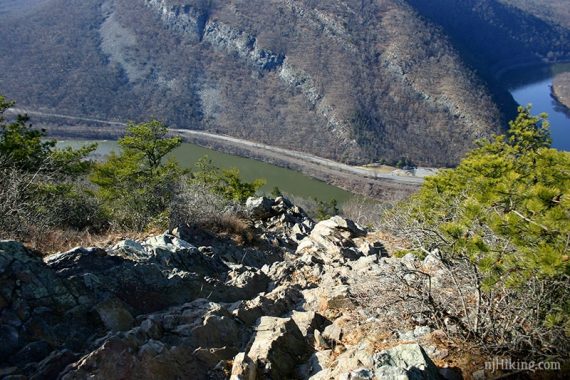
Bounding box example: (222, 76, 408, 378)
(0, 241, 78, 362)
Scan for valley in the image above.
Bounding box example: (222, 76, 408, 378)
(0, 0, 508, 167)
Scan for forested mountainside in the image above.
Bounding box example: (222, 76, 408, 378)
(0, 0, 567, 166)
(406, 0, 570, 77)
(500, 0, 570, 30)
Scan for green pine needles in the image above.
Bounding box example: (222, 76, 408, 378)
(395, 106, 569, 357)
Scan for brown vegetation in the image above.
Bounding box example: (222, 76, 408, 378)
(0, 0, 507, 167)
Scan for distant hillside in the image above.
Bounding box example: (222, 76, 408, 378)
(405, 0, 570, 75)
(500, 0, 570, 30)
(1, 0, 565, 166)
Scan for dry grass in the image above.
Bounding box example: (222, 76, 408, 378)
(201, 213, 255, 246)
(20, 228, 152, 256)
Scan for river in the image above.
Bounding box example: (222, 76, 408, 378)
(504, 62, 570, 151)
(58, 140, 354, 204)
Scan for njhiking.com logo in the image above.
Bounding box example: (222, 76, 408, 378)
(484, 357, 560, 373)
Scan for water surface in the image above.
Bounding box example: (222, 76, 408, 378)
(504, 63, 570, 151)
(58, 140, 353, 203)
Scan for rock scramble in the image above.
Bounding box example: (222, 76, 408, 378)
(1, 196, 452, 379)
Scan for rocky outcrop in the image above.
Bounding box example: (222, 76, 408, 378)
(0, 197, 449, 379)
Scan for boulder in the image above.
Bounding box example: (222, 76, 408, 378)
(244, 316, 312, 379)
(0, 241, 78, 362)
(298, 350, 332, 379)
(296, 216, 367, 263)
(230, 285, 303, 326)
(246, 197, 277, 220)
(341, 368, 375, 380)
(62, 299, 245, 380)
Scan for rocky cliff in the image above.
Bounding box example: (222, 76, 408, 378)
(1, 197, 460, 379)
(0, 0, 510, 166)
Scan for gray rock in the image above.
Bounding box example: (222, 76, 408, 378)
(245, 317, 312, 379)
(322, 322, 343, 344)
(94, 298, 134, 332)
(375, 365, 410, 379)
(290, 311, 328, 338)
(356, 240, 387, 257)
(341, 368, 374, 380)
(32, 349, 78, 380)
(374, 343, 441, 380)
(230, 352, 257, 380)
(231, 285, 302, 326)
(314, 329, 329, 349)
(246, 197, 276, 220)
(296, 216, 367, 263)
(298, 350, 332, 378)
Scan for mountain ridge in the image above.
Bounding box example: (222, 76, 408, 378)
(1, 0, 567, 166)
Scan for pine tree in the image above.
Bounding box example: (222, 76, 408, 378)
(398, 106, 570, 353)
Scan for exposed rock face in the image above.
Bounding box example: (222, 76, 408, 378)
(0, 197, 446, 379)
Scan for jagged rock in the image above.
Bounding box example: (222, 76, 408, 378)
(290, 311, 328, 338)
(322, 322, 344, 344)
(246, 196, 277, 220)
(374, 343, 442, 380)
(230, 285, 303, 326)
(0, 200, 448, 379)
(336, 343, 375, 373)
(250, 196, 315, 250)
(31, 349, 78, 380)
(225, 267, 270, 300)
(242, 316, 312, 379)
(319, 216, 367, 237)
(314, 329, 329, 349)
(375, 365, 410, 379)
(45, 233, 258, 313)
(355, 240, 387, 257)
(296, 216, 367, 263)
(0, 241, 78, 362)
(230, 352, 257, 380)
(62, 299, 245, 380)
